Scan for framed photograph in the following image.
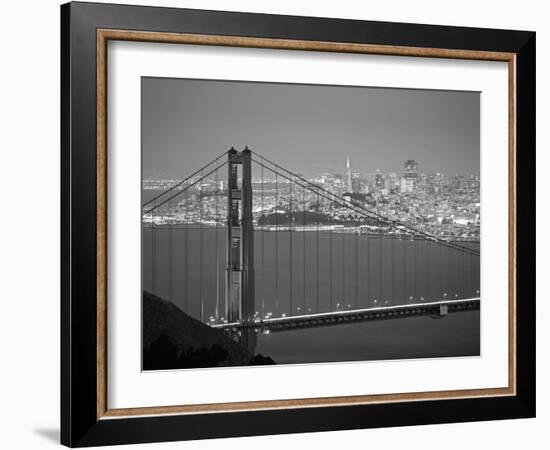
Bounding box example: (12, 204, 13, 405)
(61, 2, 536, 447)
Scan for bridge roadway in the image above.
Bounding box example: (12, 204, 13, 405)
(210, 297, 480, 333)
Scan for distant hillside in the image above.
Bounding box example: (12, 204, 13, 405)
(143, 291, 274, 369)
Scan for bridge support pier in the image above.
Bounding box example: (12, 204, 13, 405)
(225, 147, 255, 333)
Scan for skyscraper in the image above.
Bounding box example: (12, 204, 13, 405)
(375, 169, 385, 190)
(345, 157, 353, 193)
(401, 160, 418, 193)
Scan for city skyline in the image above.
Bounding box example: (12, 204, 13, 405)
(144, 155, 481, 183)
(142, 78, 480, 179)
(143, 151, 480, 243)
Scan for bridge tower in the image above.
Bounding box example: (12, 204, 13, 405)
(225, 147, 255, 324)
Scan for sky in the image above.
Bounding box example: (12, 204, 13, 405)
(142, 77, 479, 179)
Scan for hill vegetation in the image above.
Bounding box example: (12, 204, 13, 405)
(143, 291, 275, 370)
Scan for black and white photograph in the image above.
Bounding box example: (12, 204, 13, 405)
(141, 77, 481, 370)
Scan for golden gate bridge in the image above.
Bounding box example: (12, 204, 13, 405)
(143, 148, 480, 351)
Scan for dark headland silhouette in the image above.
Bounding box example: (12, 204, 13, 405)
(143, 291, 275, 370)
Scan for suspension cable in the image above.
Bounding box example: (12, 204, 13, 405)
(251, 153, 479, 257)
(144, 153, 240, 215)
(142, 150, 228, 208)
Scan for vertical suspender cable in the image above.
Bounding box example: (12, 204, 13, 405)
(151, 202, 156, 296)
(302, 185, 306, 313)
(215, 167, 219, 321)
(342, 218, 345, 309)
(169, 197, 173, 303)
(448, 241, 451, 300)
(261, 159, 264, 318)
(450, 241, 456, 298)
(462, 246, 465, 299)
(413, 234, 417, 302)
(185, 189, 189, 312)
(401, 232, 410, 303)
(390, 227, 394, 306)
(453, 244, 460, 299)
(432, 241, 436, 301)
(275, 171, 279, 316)
(316, 192, 320, 313)
(199, 170, 203, 322)
(354, 217, 358, 308)
(430, 240, 434, 301)
(430, 239, 434, 301)
(438, 238, 442, 300)
(366, 225, 370, 306)
(289, 177, 293, 315)
(420, 235, 424, 301)
(432, 241, 440, 301)
(330, 214, 333, 311)
(472, 251, 475, 297)
(379, 231, 383, 306)
(425, 239, 429, 301)
(467, 250, 471, 298)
